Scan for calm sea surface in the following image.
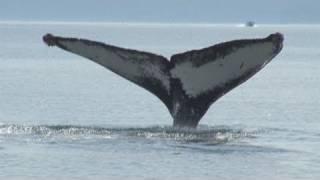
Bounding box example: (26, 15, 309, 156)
(0, 22, 320, 179)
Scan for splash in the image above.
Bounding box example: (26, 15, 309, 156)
(0, 124, 261, 144)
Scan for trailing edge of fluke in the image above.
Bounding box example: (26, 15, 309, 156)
(43, 32, 284, 128)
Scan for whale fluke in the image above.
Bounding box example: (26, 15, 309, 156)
(43, 33, 283, 128)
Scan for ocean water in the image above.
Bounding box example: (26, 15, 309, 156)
(0, 22, 320, 179)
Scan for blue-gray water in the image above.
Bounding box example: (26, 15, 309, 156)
(0, 22, 320, 179)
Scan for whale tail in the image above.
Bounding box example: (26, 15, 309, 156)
(43, 33, 283, 128)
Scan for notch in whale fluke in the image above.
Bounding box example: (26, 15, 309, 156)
(43, 32, 284, 128)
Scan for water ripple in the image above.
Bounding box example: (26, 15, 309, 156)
(0, 124, 262, 144)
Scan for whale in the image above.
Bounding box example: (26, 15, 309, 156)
(43, 33, 283, 128)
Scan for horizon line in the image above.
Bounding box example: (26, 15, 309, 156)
(0, 20, 320, 27)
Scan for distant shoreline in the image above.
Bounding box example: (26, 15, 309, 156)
(0, 20, 319, 27)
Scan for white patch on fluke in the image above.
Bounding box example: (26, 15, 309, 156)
(61, 41, 139, 76)
(170, 42, 275, 97)
(60, 40, 170, 92)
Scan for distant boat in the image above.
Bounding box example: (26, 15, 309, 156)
(245, 21, 255, 27)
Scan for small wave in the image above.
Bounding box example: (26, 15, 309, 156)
(0, 124, 111, 136)
(0, 124, 263, 144)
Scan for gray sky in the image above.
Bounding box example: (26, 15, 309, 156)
(0, 0, 318, 23)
